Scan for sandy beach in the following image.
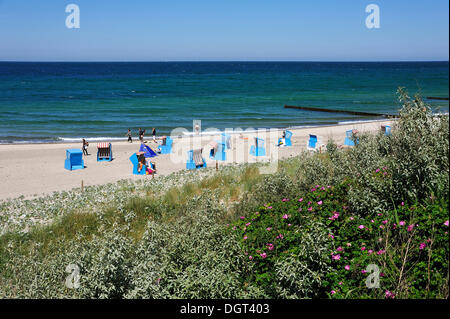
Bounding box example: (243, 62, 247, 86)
(0, 120, 393, 201)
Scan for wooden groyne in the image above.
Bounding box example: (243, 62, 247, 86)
(284, 105, 399, 118)
(426, 97, 449, 101)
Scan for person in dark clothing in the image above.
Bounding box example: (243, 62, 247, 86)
(152, 127, 156, 142)
(139, 128, 145, 142)
(82, 138, 89, 155)
(126, 129, 132, 143)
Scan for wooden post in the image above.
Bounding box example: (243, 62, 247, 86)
(81, 180, 84, 192)
(216, 161, 218, 171)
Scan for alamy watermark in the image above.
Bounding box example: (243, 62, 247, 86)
(365, 264, 380, 288)
(65, 4, 80, 29)
(167, 120, 281, 175)
(365, 4, 380, 29)
(65, 263, 80, 289)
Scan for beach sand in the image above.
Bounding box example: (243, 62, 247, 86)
(0, 120, 393, 201)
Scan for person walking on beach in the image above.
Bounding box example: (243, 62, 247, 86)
(152, 127, 156, 142)
(82, 138, 89, 155)
(139, 128, 145, 142)
(126, 129, 132, 143)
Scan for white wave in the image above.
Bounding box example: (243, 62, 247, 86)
(338, 118, 389, 125)
(57, 137, 128, 142)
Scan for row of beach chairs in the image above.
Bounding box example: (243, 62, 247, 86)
(65, 125, 392, 171)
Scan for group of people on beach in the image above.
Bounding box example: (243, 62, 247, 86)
(126, 127, 157, 143)
(81, 126, 157, 156)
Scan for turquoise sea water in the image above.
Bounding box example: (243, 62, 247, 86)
(0, 62, 448, 143)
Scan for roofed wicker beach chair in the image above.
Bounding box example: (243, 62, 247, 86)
(97, 142, 113, 162)
(64, 149, 84, 171)
(250, 137, 266, 156)
(278, 130, 292, 147)
(381, 124, 391, 136)
(209, 140, 226, 161)
(344, 129, 359, 146)
(129, 152, 147, 175)
(157, 136, 173, 154)
(186, 148, 207, 170)
(306, 134, 325, 152)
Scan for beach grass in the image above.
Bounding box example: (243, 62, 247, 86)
(0, 90, 448, 299)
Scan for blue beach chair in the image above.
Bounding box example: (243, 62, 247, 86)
(97, 142, 113, 162)
(187, 149, 207, 170)
(308, 134, 318, 149)
(381, 125, 391, 136)
(157, 136, 173, 154)
(278, 130, 293, 147)
(250, 137, 266, 157)
(210, 140, 226, 161)
(129, 153, 146, 175)
(64, 149, 84, 171)
(344, 129, 359, 146)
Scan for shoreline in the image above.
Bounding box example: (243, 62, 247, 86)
(0, 117, 393, 146)
(0, 119, 395, 201)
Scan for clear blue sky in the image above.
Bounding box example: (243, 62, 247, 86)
(0, 0, 448, 61)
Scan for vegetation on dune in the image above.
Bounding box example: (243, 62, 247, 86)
(0, 89, 448, 298)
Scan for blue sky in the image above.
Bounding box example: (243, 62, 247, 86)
(0, 0, 448, 61)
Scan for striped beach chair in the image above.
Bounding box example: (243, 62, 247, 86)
(97, 142, 113, 161)
(187, 148, 207, 170)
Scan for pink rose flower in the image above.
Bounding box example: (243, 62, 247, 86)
(337, 246, 343, 252)
(358, 225, 365, 229)
(282, 214, 289, 219)
(317, 200, 323, 205)
(419, 243, 426, 250)
(260, 252, 267, 259)
(399, 221, 405, 226)
(344, 265, 350, 270)
(385, 290, 395, 299)
(266, 227, 272, 231)
(444, 220, 449, 227)
(298, 198, 303, 202)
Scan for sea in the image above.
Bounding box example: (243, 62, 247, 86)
(0, 62, 448, 144)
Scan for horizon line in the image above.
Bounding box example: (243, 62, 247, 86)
(0, 60, 449, 63)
